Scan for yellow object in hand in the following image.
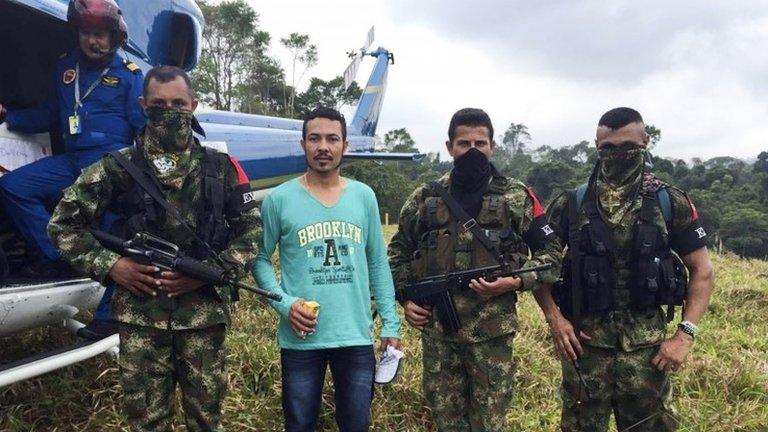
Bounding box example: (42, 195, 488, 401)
(303, 301, 320, 317)
(302, 301, 320, 337)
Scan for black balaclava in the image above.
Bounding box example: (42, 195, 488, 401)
(451, 147, 493, 218)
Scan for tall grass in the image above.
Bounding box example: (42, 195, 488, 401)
(1, 226, 766, 431)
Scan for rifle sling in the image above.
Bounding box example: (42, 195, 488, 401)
(429, 181, 501, 265)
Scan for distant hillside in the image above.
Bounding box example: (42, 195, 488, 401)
(346, 144, 768, 260)
(1, 230, 767, 431)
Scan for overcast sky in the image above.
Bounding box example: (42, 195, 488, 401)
(248, 0, 768, 161)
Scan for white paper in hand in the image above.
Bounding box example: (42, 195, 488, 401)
(375, 345, 405, 385)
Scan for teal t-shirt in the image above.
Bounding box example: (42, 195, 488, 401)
(253, 177, 401, 349)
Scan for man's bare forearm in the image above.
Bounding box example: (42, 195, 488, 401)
(680, 247, 715, 326)
(533, 284, 561, 323)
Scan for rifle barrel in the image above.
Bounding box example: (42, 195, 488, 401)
(503, 262, 553, 276)
(233, 280, 282, 302)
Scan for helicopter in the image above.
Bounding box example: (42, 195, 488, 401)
(0, 0, 417, 387)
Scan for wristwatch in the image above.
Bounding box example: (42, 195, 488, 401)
(677, 320, 699, 339)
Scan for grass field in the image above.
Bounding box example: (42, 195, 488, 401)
(1, 225, 767, 431)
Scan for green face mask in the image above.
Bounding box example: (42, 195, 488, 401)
(144, 106, 193, 152)
(598, 146, 646, 186)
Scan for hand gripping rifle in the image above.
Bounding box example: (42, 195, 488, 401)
(90, 230, 282, 308)
(396, 262, 553, 334)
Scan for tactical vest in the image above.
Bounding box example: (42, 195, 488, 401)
(411, 176, 528, 280)
(555, 179, 688, 323)
(109, 143, 231, 260)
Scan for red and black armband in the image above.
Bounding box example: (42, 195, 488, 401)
(522, 187, 556, 252)
(670, 193, 708, 255)
(225, 156, 258, 215)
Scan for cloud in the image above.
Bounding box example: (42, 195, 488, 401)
(388, 1, 768, 85)
(377, 1, 768, 160)
(248, 0, 768, 160)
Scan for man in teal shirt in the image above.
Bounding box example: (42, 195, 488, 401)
(253, 106, 401, 431)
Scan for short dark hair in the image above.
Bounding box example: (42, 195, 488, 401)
(302, 106, 347, 141)
(143, 65, 194, 97)
(598, 107, 644, 130)
(448, 108, 494, 142)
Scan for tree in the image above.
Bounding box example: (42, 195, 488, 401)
(193, 0, 271, 111)
(754, 151, 768, 173)
(293, 76, 361, 119)
(645, 124, 662, 148)
(237, 55, 287, 115)
(382, 128, 417, 153)
(501, 123, 531, 156)
(281, 33, 318, 117)
(547, 140, 594, 167)
(759, 172, 768, 205)
(526, 160, 578, 203)
(343, 161, 413, 222)
(652, 157, 675, 182)
(499, 152, 534, 182)
(719, 208, 768, 258)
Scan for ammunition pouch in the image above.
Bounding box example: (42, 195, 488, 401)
(628, 252, 687, 320)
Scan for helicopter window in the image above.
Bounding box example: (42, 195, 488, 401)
(167, 13, 197, 71)
(0, 2, 75, 109)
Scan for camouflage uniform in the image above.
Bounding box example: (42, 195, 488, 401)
(389, 171, 562, 431)
(48, 108, 261, 432)
(547, 172, 708, 432)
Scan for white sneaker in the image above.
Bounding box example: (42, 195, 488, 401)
(375, 345, 405, 385)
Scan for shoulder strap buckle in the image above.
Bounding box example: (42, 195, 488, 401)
(462, 219, 478, 231)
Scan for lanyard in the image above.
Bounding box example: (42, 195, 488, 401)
(74, 62, 111, 114)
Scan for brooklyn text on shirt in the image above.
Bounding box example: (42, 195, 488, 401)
(297, 221, 363, 248)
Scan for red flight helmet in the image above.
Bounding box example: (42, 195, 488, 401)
(67, 0, 128, 48)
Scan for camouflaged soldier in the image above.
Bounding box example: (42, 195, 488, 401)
(388, 108, 562, 431)
(533, 107, 715, 432)
(48, 66, 261, 432)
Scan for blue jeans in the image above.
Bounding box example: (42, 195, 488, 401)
(281, 345, 375, 432)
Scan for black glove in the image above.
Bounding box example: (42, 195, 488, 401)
(0, 103, 6, 125)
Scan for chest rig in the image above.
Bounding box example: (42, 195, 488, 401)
(412, 176, 527, 280)
(555, 171, 688, 324)
(109, 142, 230, 259)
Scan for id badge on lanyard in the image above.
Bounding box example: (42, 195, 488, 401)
(70, 62, 110, 136)
(68, 114, 82, 135)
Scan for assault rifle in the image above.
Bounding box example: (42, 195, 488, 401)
(90, 230, 281, 309)
(396, 263, 553, 334)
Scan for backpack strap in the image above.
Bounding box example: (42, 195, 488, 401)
(202, 147, 225, 224)
(129, 147, 163, 227)
(566, 189, 582, 331)
(575, 183, 588, 210)
(201, 148, 228, 252)
(656, 187, 672, 224)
